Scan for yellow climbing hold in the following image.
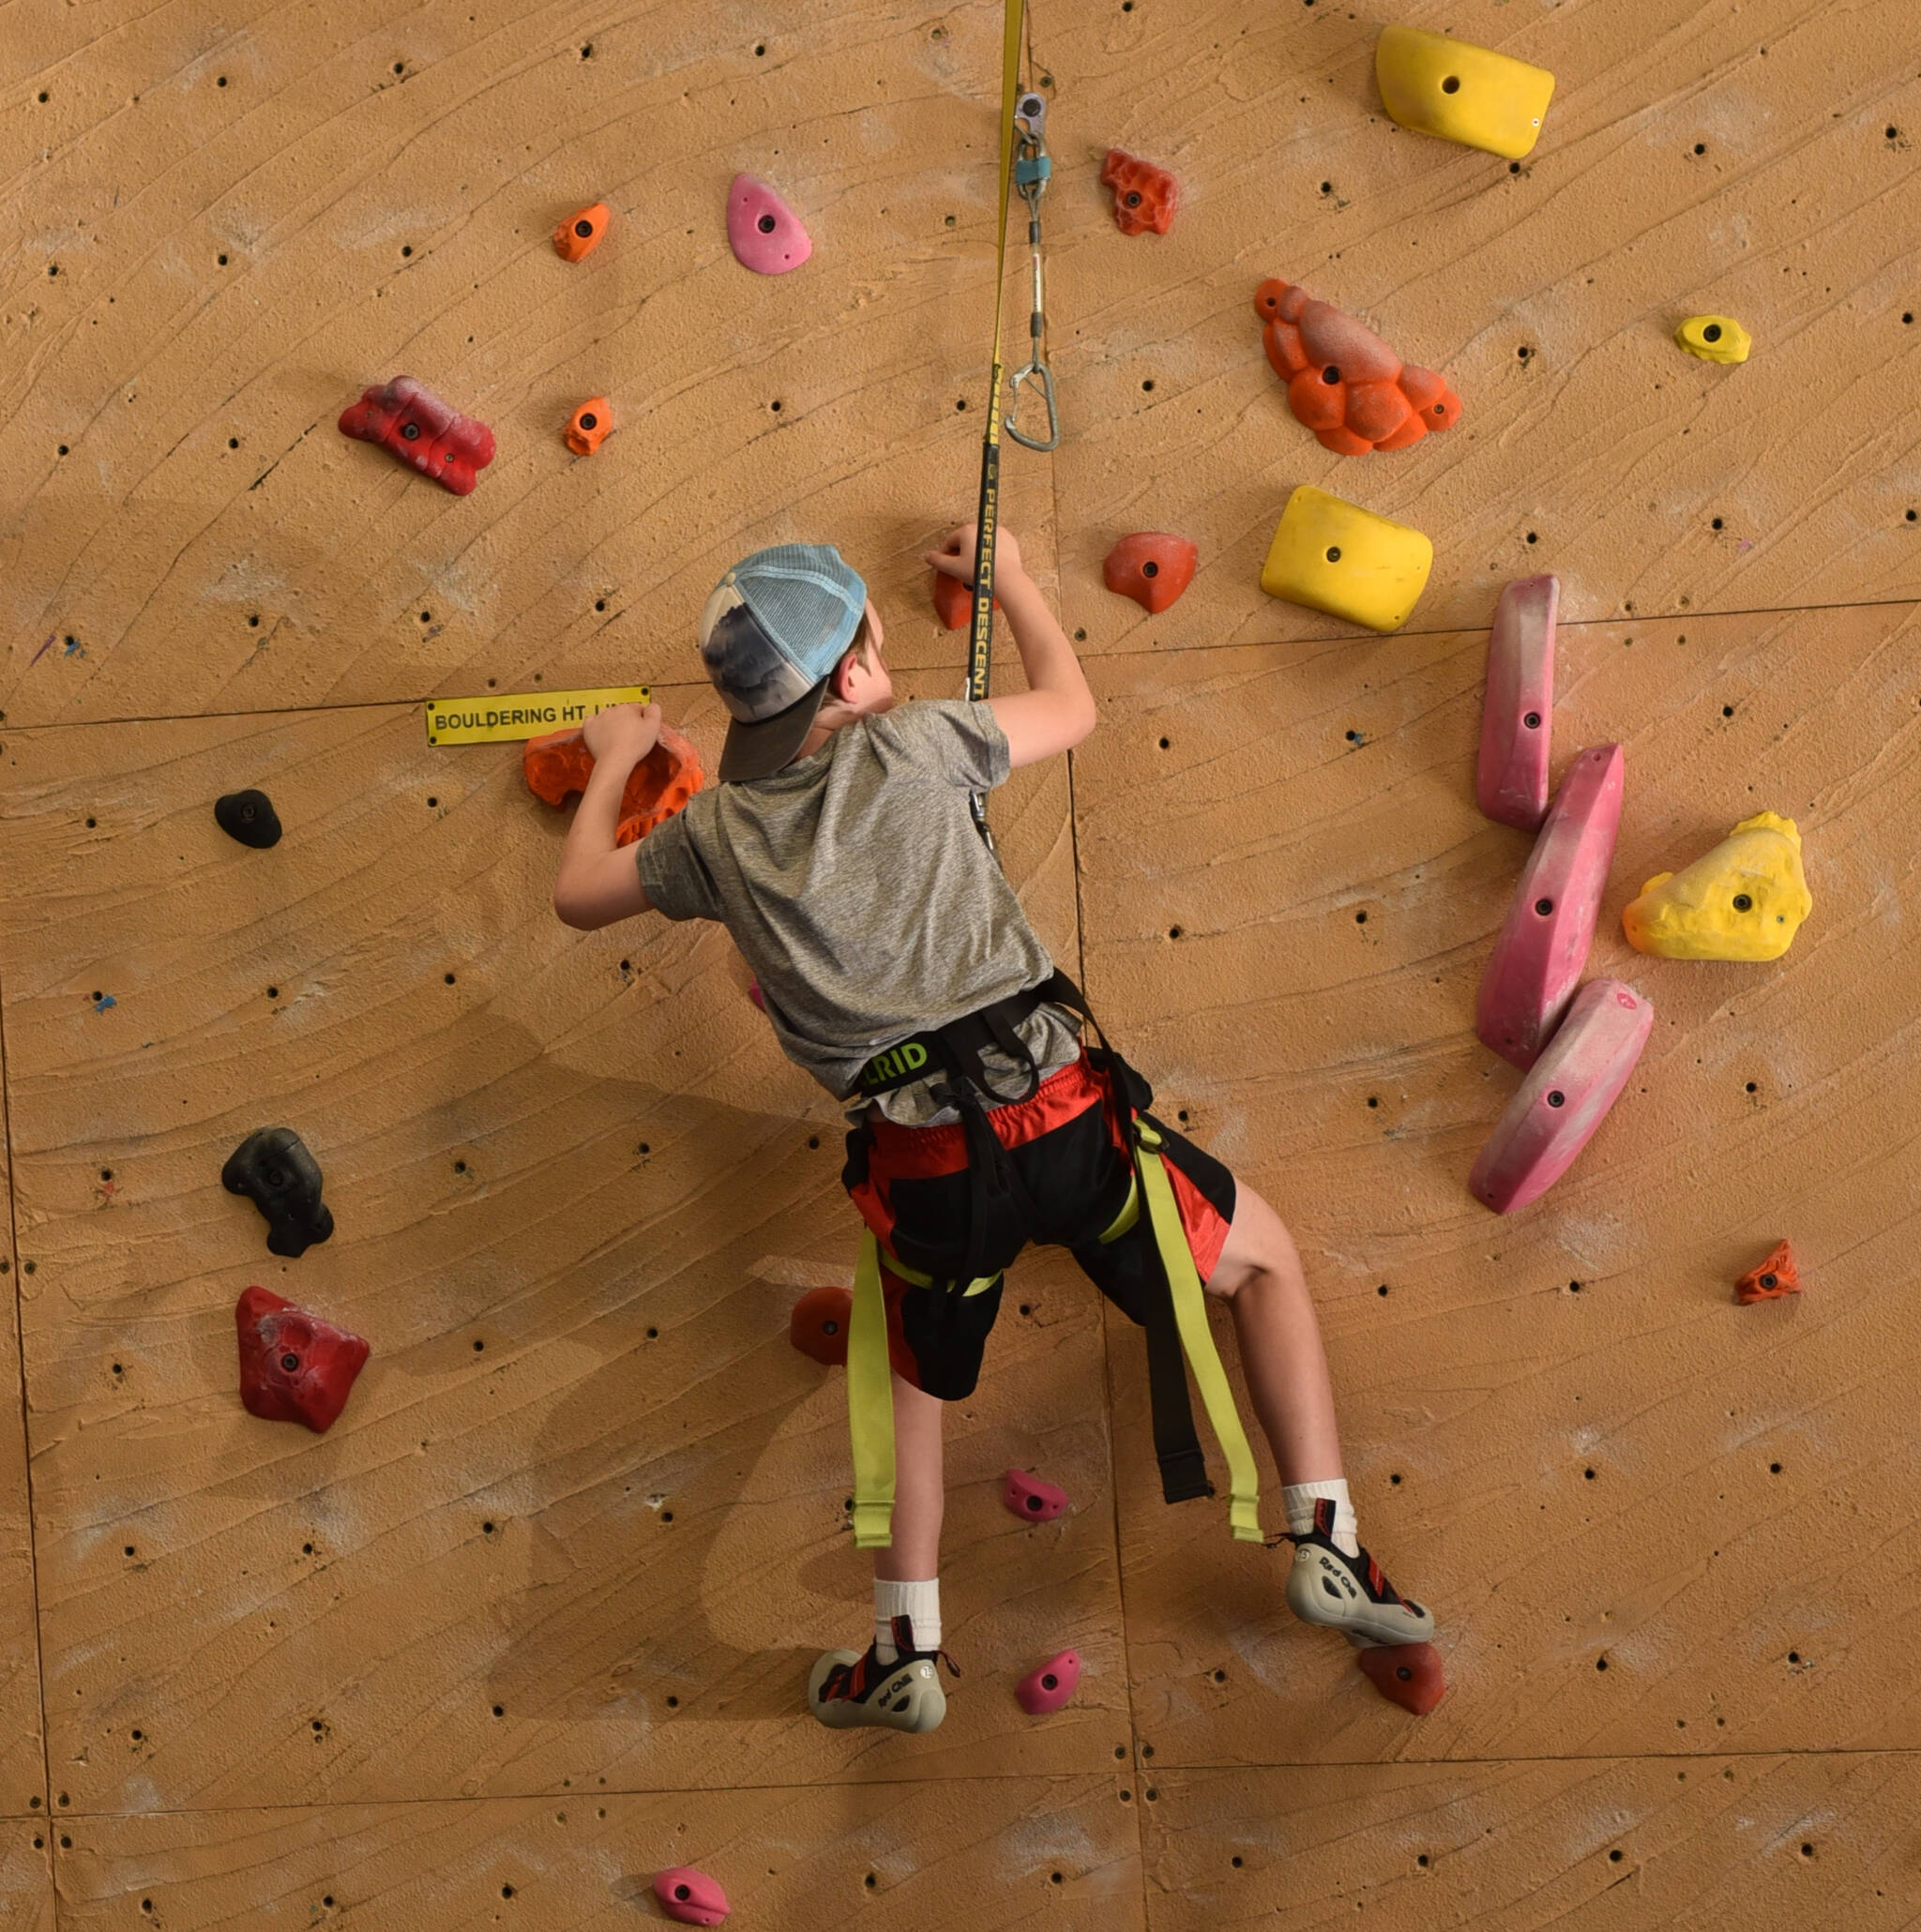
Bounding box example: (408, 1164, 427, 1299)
(1676, 315, 1752, 364)
(1260, 486, 1433, 634)
(1374, 25, 1556, 162)
(1622, 811, 1812, 961)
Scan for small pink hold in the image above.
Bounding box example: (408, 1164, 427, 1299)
(653, 1867, 729, 1926)
(1016, 1650, 1081, 1715)
(727, 174, 811, 275)
(747, 979, 765, 1011)
(1003, 1468, 1068, 1524)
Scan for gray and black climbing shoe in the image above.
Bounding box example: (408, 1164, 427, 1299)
(807, 1615, 958, 1734)
(1285, 1499, 1435, 1650)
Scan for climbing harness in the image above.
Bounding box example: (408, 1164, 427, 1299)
(1004, 92, 1060, 455)
(842, 974, 1263, 1552)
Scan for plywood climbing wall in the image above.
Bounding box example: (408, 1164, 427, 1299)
(2, 0, 1917, 1924)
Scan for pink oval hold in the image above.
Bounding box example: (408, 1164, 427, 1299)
(1017, 1650, 1081, 1715)
(728, 174, 811, 275)
(654, 1867, 729, 1926)
(1003, 1468, 1068, 1523)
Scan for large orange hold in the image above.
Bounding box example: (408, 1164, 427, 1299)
(522, 722, 703, 847)
(1356, 1641, 1446, 1715)
(1734, 1239, 1801, 1305)
(1102, 532, 1197, 613)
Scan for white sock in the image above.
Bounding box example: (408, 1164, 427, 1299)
(873, 1577, 941, 1663)
(1283, 1479, 1360, 1559)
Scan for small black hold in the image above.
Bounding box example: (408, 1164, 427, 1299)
(215, 790, 282, 849)
(221, 1127, 334, 1258)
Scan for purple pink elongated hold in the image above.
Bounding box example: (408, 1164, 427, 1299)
(1477, 576, 1558, 830)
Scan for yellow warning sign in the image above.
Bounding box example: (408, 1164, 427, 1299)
(424, 686, 651, 746)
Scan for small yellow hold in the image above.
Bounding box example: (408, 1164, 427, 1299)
(1676, 315, 1751, 364)
(1259, 486, 1433, 634)
(1374, 24, 1556, 162)
(1621, 811, 1812, 961)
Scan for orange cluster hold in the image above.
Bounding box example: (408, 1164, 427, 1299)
(1100, 150, 1179, 235)
(1254, 278, 1462, 455)
(522, 722, 703, 847)
(1734, 1239, 1801, 1305)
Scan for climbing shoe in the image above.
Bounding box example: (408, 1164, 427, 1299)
(1284, 1499, 1435, 1649)
(807, 1616, 958, 1734)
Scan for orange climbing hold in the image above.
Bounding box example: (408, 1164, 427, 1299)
(523, 721, 703, 846)
(553, 202, 611, 262)
(790, 1285, 854, 1366)
(566, 398, 613, 455)
(1100, 150, 1179, 235)
(1254, 278, 1461, 454)
(1734, 1240, 1801, 1305)
(1357, 1641, 1446, 1715)
(930, 570, 1000, 631)
(1102, 533, 1198, 613)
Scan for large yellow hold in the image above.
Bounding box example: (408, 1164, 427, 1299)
(1375, 25, 1556, 162)
(1259, 486, 1433, 634)
(1622, 811, 1812, 961)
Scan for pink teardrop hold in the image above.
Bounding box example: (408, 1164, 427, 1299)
(1003, 1468, 1068, 1523)
(728, 174, 812, 275)
(653, 1867, 730, 1926)
(1016, 1649, 1082, 1715)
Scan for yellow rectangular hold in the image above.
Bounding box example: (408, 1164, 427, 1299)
(424, 686, 650, 746)
(1375, 24, 1555, 162)
(1258, 486, 1433, 633)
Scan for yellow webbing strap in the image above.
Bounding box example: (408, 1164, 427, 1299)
(1135, 1124, 1264, 1543)
(848, 1230, 897, 1548)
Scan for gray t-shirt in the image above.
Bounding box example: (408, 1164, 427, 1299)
(638, 699, 1082, 1123)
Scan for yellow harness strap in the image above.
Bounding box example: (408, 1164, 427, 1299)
(848, 1231, 897, 1548)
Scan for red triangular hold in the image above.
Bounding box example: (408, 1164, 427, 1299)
(235, 1287, 369, 1433)
(1356, 1641, 1445, 1715)
(1734, 1239, 1801, 1304)
(1102, 532, 1198, 613)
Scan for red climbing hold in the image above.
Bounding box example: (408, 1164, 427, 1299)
(1003, 1468, 1068, 1523)
(790, 1285, 854, 1366)
(1356, 1641, 1446, 1715)
(1102, 533, 1197, 613)
(1099, 150, 1179, 235)
(930, 569, 1000, 632)
(234, 1287, 369, 1434)
(522, 722, 703, 847)
(1735, 1239, 1801, 1305)
(338, 376, 496, 495)
(1016, 1650, 1081, 1715)
(1253, 278, 1461, 455)
(653, 1867, 729, 1926)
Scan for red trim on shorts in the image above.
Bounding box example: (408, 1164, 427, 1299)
(1165, 1150, 1232, 1285)
(862, 1052, 1115, 1179)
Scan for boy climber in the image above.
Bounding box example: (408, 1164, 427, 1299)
(552, 532, 1435, 1733)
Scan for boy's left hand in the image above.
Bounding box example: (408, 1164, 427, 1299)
(582, 702, 662, 768)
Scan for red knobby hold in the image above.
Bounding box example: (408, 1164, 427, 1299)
(522, 723, 703, 847)
(235, 1287, 369, 1433)
(790, 1285, 854, 1366)
(1357, 1641, 1446, 1715)
(930, 570, 1001, 631)
(653, 1867, 729, 1926)
(1253, 279, 1461, 455)
(1016, 1650, 1081, 1715)
(1734, 1239, 1801, 1305)
(1003, 1468, 1068, 1523)
(1102, 532, 1197, 613)
(338, 376, 496, 495)
(1100, 150, 1179, 235)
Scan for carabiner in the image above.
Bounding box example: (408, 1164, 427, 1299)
(1005, 360, 1060, 452)
(1003, 91, 1061, 452)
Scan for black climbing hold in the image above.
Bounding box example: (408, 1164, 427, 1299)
(221, 1127, 334, 1258)
(215, 790, 282, 849)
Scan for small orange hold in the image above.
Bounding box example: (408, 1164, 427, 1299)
(1102, 532, 1198, 613)
(553, 202, 611, 263)
(1099, 150, 1179, 236)
(523, 721, 703, 847)
(790, 1286, 854, 1366)
(1356, 1641, 1446, 1715)
(930, 570, 1001, 631)
(1734, 1239, 1802, 1305)
(566, 398, 613, 455)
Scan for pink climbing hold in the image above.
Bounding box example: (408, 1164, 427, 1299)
(1016, 1650, 1081, 1715)
(1357, 1641, 1446, 1715)
(234, 1287, 370, 1434)
(1477, 576, 1558, 832)
(337, 375, 495, 495)
(653, 1867, 729, 1926)
(1475, 744, 1625, 1070)
(1003, 1468, 1068, 1524)
(727, 174, 812, 275)
(747, 979, 765, 1011)
(1469, 978, 1655, 1214)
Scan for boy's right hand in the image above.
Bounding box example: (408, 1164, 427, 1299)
(925, 522, 1025, 588)
(582, 702, 662, 768)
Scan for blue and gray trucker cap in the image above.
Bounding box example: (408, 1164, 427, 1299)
(698, 543, 868, 782)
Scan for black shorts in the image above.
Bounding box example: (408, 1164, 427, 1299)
(841, 1050, 1237, 1400)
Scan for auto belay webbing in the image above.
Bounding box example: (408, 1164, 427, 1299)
(844, 973, 1263, 1552)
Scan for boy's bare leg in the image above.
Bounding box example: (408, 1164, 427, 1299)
(876, 1372, 945, 1582)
